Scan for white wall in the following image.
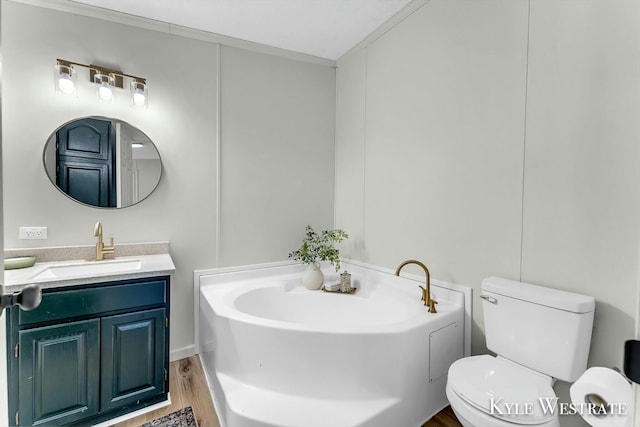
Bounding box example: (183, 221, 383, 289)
(337, 0, 529, 354)
(218, 46, 336, 267)
(334, 48, 366, 259)
(521, 3, 640, 423)
(336, 1, 640, 424)
(1, 0, 335, 360)
(523, 0, 640, 370)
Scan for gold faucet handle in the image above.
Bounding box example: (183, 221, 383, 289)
(428, 299, 438, 313)
(418, 285, 427, 301)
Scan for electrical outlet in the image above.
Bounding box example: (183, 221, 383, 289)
(19, 227, 48, 240)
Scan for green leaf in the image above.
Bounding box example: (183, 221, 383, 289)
(288, 225, 349, 271)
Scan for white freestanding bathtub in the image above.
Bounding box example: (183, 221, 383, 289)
(196, 260, 469, 427)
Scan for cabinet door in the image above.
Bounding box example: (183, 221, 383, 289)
(56, 117, 116, 207)
(18, 319, 100, 426)
(57, 159, 112, 207)
(56, 117, 112, 160)
(100, 308, 166, 411)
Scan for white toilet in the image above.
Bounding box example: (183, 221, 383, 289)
(446, 277, 595, 427)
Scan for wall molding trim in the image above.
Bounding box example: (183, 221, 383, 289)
(5, 0, 337, 68)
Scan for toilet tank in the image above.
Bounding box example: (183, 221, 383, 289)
(481, 277, 595, 382)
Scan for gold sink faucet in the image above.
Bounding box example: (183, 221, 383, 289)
(94, 222, 115, 260)
(395, 259, 438, 313)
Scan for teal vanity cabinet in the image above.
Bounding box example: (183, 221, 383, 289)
(5, 276, 170, 426)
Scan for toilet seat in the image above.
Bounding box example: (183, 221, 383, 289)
(448, 355, 557, 425)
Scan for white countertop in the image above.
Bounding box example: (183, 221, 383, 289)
(4, 253, 175, 291)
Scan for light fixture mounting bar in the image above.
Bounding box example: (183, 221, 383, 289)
(90, 65, 124, 88)
(56, 58, 147, 88)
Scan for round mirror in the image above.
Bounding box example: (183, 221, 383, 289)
(44, 117, 162, 208)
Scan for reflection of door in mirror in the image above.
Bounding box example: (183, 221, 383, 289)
(45, 117, 162, 209)
(116, 123, 158, 207)
(117, 122, 135, 207)
(56, 118, 116, 207)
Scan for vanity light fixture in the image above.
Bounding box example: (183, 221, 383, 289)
(131, 141, 145, 148)
(55, 59, 148, 108)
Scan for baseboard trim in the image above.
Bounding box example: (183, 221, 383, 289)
(171, 345, 196, 362)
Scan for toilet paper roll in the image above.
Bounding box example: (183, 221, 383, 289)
(569, 367, 632, 427)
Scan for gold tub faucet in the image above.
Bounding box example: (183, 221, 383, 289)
(395, 259, 438, 313)
(94, 222, 115, 260)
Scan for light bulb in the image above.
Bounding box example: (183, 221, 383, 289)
(94, 73, 115, 103)
(54, 64, 77, 96)
(58, 74, 75, 94)
(98, 83, 113, 101)
(130, 81, 148, 109)
(133, 90, 146, 107)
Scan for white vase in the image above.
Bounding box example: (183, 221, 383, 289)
(302, 262, 324, 290)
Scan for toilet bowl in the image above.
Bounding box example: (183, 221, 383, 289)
(446, 277, 595, 427)
(446, 355, 559, 427)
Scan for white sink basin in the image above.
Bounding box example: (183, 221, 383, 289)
(4, 252, 175, 290)
(30, 258, 143, 281)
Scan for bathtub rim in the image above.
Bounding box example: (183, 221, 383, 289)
(201, 278, 463, 334)
(194, 258, 472, 356)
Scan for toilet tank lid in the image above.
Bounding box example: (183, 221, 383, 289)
(482, 277, 595, 314)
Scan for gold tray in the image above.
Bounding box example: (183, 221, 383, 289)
(322, 285, 356, 294)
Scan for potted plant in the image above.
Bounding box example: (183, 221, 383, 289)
(288, 225, 349, 289)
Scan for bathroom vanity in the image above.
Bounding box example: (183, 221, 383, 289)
(3, 249, 175, 426)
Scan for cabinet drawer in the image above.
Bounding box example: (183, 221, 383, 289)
(19, 277, 167, 326)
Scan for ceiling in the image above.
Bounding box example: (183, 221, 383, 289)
(70, 0, 413, 60)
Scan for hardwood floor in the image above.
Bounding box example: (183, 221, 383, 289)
(112, 355, 461, 427)
(111, 356, 219, 427)
(422, 406, 463, 427)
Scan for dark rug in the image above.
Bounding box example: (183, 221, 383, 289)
(139, 406, 198, 427)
